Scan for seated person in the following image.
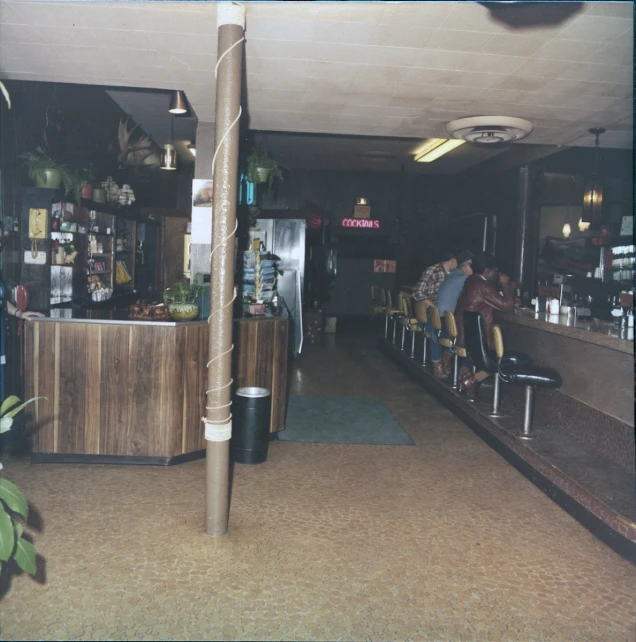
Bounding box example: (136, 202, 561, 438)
(454, 251, 516, 399)
(430, 251, 474, 379)
(413, 251, 457, 305)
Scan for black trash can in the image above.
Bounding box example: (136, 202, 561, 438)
(231, 387, 272, 464)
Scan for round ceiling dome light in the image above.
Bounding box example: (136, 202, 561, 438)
(445, 116, 534, 143)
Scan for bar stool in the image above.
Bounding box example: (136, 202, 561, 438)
(400, 294, 419, 357)
(413, 300, 429, 367)
(440, 311, 467, 390)
(463, 311, 534, 417)
(370, 285, 383, 320)
(496, 326, 562, 440)
(387, 291, 404, 343)
(381, 290, 401, 341)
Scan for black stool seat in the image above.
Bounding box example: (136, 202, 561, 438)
(500, 351, 533, 368)
(500, 365, 562, 389)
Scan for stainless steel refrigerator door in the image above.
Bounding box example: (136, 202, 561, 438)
(276, 267, 303, 356)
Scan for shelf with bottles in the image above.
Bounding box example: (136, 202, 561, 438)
(608, 243, 635, 285)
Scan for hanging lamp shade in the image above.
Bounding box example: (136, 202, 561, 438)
(169, 90, 188, 114)
(581, 127, 605, 223)
(160, 144, 177, 170)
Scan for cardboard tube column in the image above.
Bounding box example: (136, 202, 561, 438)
(205, 3, 245, 537)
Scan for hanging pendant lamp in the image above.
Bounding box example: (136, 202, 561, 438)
(169, 90, 188, 114)
(161, 116, 177, 171)
(581, 127, 605, 223)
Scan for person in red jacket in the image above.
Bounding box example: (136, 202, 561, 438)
(454, 251, 516, 399)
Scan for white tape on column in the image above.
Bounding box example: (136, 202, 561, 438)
(217, 2, 246, 28)
(204, 419, 232, 442)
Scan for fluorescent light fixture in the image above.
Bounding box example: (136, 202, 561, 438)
(414, 138, 465, 163)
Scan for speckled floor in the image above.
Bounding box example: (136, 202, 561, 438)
(1, 328, 635, 641)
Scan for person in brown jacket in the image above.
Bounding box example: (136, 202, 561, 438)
(454, 251, 516, 399)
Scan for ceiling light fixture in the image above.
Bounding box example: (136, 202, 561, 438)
(581, 127, 605, 224)
(169, 90, 188, 115)
(445, 116, 534, 143)
(414, 138, 465, 163)
(188, 143, 196, 157)
(161, 116, 177, 171)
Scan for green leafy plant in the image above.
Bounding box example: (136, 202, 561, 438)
(78, 162, 96, 186)
(163, 281, 201, 305)
(0, 396, 46, 577)
(246, 148, 284, 194)
(61, 240, 75, 254)
(19, 146, 83, 203)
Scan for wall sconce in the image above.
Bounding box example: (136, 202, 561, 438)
(188, 143, 196, 157)
(356, 197, 368, 205)
(562, 223, 571, 238)
(169, 90, 188, 114)
(581, 127, 605, 223)
(578, 218, 590, 232)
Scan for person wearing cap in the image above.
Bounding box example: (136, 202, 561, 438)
(430, 250, 474, 379)
(412, 251, 457, 305)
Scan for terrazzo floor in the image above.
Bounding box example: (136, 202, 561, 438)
(1, 326, 635, 641)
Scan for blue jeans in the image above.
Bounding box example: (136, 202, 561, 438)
(427, 317, 448, 363)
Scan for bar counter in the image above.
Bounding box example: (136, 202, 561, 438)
(25, 305, 288, 465)
(497, 308, 634, 471)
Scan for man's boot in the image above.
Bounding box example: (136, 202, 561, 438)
(441, 351, 453, 377)
(433, 361, 447, 379)
(459, 373, 481, 400)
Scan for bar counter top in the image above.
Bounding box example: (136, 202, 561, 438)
(497, 308, 633, 355)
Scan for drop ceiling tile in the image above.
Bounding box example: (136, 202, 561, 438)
(588, 44, 634, 67)
(0, 70, 37, 81)
(513, 58, 575, 79)
(613, 28, 634, 46)
(585, 3, 633, 19)
(302, 90, 348, 105)
(346, 92, 394, 107)
(154, 34, 218, 56)
(542, 78, 632, 98)
(439, 2, 505, 33)
(311, 20, 379, 45)
(307, 75, 358, 94)
(340, 104, 421, 118)
(170, 53, 216, 71)
(533, 38, 603, 62)
(403, 67, 459, 86)
(380, 2, 455, 29)
(354, 64, 411, 85)
(374, 25, 436, 49)
(0, 3, 25, 24)
(461, 53, 526, 75)
(121, 65, 170, 82)
(312, 43, 373, 65)
(259, 88, 306, 103)
(481, 34, 552, 57)
(305, 61, 359, 82)
(425, 29, 494, 53)
(31, 73, 89, 85)
(556, 14, 632, 41)
(75, 5, 142, 31)
(482, 88, 539, 105)
(7, 1, 87, 28)
(165, 68, 212, 86)
(0, 55, 59, 75)
(0, 22, 43, 43)
(448, 70, 509, 89)
(389, 95, 433, 109)
(254, 17, 316, 41)
(363, 45, 428, 68)
(259, 73, 308, 92)
(562, 63, 633, 85)
(254, 2, 318, 21)
(417, 49, 475, 71)
(301, 102, 344, 116)
(30, 25, 96, 47)
(254, 59, 309, 77)
(495, 75, 552, 92)
(54, 45, 108, 65)
(136, 6, 205, 35)
(245, 38, 315, 61)
(317, 2, 385, 24)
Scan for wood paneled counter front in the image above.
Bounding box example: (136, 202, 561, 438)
(25, 309, 288, 464)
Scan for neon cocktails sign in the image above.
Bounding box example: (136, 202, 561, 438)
(341, 218, 380, 229)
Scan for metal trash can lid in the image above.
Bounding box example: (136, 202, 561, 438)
(235, 387, 271, 398)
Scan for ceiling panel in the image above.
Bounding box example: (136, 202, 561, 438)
(0, 0, 631, 156)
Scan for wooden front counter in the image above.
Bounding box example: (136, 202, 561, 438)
(25, 312, 288, 464)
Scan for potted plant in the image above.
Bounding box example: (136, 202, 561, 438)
(246, 149, 284, 194)
(20, 146, 83, 202)
(163, 281, 202, 321)
(0, 395, 46, 579)
(79, 163, 96, 200)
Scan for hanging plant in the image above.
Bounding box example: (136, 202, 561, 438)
(246, 148, 284, 194)
(19, 146, 83, 203)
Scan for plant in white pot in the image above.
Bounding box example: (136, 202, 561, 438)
(163, 281, 202, 322)
(246, 149, 283, 194)
(0, 395, 46, 578)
